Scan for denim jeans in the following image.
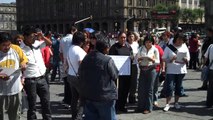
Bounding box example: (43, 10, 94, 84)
(138, 68, 156, 111)
(83, 100, 117, 120)
(164, 74, 185, 97)
(153, 71, 160, 102)
(24, 77, 52, 120)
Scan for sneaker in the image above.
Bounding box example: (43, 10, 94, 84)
(163, 104, 170, 112)
(174, 102, 181, 109)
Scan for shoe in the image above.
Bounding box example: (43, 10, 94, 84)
(174, 102, 181, 109)
(143, 110, 150, 114)
(163, 104, 170, 112)
(153, 101, 159, 107)
(197, 86, 207, 90)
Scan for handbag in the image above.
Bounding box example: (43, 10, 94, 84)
(159, 72, 166, 83)
(67, 53, 80, 91)
(201, 66, 209, 81)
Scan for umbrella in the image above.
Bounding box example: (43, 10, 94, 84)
(84, 28, 95, 33)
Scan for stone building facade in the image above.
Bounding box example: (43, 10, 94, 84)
(0, 3, 16, 33)
(17, 0, 179, 34)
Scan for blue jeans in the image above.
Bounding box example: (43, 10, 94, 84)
(83, 100, 117, 120)
(153, 71, 160, 102)
(165, 74, 185, 97)
(138, 68, 156, 111)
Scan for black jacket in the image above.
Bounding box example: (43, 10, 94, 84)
(78, 50, 119, 101)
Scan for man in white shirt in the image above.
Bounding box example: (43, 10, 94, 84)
(59, 26, 77, 107)
(67, 32, 86, 120)
(21, 26, 52, 120)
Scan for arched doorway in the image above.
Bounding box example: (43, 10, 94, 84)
(113, 22, 120, 32)
(93, 22, 100, 31)
(53, 24, 57, 33)
(78, 23, 84, 31)
(102, 22, 108, 32)
(86, 23, 92, 28)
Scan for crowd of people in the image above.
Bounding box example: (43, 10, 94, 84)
(0, 25, 213, 120)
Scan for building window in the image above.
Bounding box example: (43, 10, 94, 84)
(128, 9, 133, 16)
(137, 0, 142, 6)
(128, 0, 132, 5)
(95, 1, 98, 5)
(189, 0, 192, 4)
(104, 0, 107, 5)
(194, 1, 197, 6)
(137, 10, 142, 16)
(115, 0, 119, 4)
(0, 23, 3, 29)
(210, 1, 213, 15)
(182, 0, 186, 3)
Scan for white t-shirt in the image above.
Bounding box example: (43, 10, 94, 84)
(204, 44, 213, 70)
(162, 43, 190, 74)
(136, 45, 160, 66)
(67, 45, 87, 76)
(59, 34, 73, 61)
(20, 41, 46, 78)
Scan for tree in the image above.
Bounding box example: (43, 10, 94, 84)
(152, 3, 180, 27)
(188, 10, 198, 24)
(180, 9, 191, 23)
(153, 3, 167, 11)
(194, 8, 204, 23)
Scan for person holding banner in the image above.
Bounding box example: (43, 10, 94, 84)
(109, 32, 132, 113)
(136, 35, 160, 114)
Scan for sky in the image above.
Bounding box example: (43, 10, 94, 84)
(0, 0, 15, 3)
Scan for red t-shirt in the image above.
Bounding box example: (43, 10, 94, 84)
(189, 38, 199, 52)
(155, 45, 164, 72)
(41, 46, 52, 68)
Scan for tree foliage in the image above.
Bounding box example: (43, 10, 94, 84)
(180, 8, 204, 23)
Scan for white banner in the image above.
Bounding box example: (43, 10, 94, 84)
(109, 55, 131, 75)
